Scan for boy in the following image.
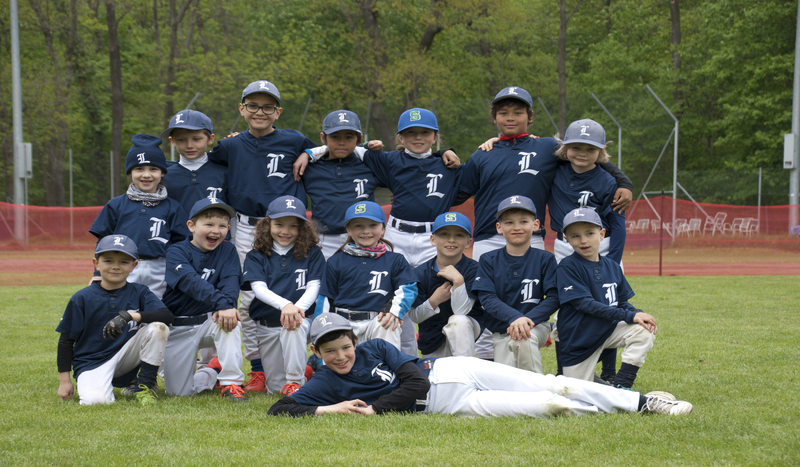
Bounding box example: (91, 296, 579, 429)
(408, 212, 483, 357)
(556, 208, 657, 389)
(163, 109, 227, 217)
(208, 80, 315, 392)
(472, 196, 558, 373)
(160, 198, 246, 401)
(267, 313, 692, 417)
(56, 234, 173, 405)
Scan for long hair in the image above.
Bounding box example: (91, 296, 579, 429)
(554, 143, 611, 163)
(252, 216, 320, 259)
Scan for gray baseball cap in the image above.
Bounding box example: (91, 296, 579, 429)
(95, 234, 138, 260)
(266, 195, 308, 221)
(496, 195, 536, 219)
(241, 80, 281, 105)
(563, 118, 606, 148)
(189, 197, 235, 220)
(492, 86, 533, 108)
(322, 110, 362, 135)
(562, 207, 603, 233)
(310, 313, 353, 346)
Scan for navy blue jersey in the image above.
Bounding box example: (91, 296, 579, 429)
(290, 339, 417, 409)
(319, 250, 417, 319)
(56, 282, 165, 378)
(556, 254, 638, 366)
(161, 239, 241, 317)
(472, 247, 559, 333)
(302, 154, 382, 234)
(413, 255, 483, 354)
(456, 137, 560, 241)
(361, 149, 461, 222)
(241, 246, 326, 325)
(208, 129, 314, 217)
(90, 195, 189, 259)
(164, 160, 227, 218)
(549, 163, 626, 262)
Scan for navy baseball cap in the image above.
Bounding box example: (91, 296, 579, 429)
(492, 86, 533, 108)
(241, 80, 281, 105)
(310, 313, 353, 346)
(344, 201, 385, 225)
(397, 108, 438, 133)
(562, 207, 603, 233)
(189, 197, 234, 220)
(125, 134, 168, 173)
(322, 110, 362, 135)
(563, 118, 606, 148)
(162, 109, 214, 138)
(496, 195, 536, 219)
(267, 195, 308, 221)
(95, 234, 138, 260)
(432, 212, 472, 236)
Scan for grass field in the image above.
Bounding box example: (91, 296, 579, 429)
(2, 277, 799, 465)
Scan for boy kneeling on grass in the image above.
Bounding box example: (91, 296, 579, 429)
(57, 235, 173, 405)
(267, 313, 692, 417)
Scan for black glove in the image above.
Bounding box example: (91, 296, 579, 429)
(102, 310, 133, 339)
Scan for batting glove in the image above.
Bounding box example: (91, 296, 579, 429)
(103, 310, 133, 339)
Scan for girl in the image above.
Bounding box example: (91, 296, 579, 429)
(240, 195, 325, 396)
(90, 134, 189, 298)
(314, 201, 418, 353)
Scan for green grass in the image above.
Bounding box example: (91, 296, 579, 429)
(2, 277, 799, 465)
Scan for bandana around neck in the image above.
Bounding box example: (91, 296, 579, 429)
(127, 183, 167, 207)
(342, 241, 387, 258)
(498, 132, 528, 142)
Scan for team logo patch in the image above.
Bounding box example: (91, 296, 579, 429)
(409, 110, 421, 121)
(371, 365, 396, 383)
(354, 204, 366, 214)
(445, 213, 457, 222)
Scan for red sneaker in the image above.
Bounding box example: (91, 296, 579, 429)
(243, 371, 266, 392)
(280, 382, 301, 396)
(220, 384, 247, 402)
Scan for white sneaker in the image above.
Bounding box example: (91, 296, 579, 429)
(644, 391, 676, 401)
(642, 395, 693, 415)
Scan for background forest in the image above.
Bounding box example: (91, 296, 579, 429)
(0, 0, 795, 207)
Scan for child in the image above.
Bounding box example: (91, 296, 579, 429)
(408, 212, 483, 357)
(556, 208, 657, 389)
(267, 313, 692, 417)
(314, 201, 418, 353)
(160, 198, 246, 401)
(90, 134, 189, 298)
(241, 195, 325, 395)
(300, 110, 384, 258)
(549, 118, 626, 264)
(56, 234, 173, 405)
(472, 196, 558, 373)
(208, 80, 315, 392)
(163, 109, 227, 217)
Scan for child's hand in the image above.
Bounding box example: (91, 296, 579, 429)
(428, 282, 452, 309)
(437, 265, 465, 288)
(366, 140, 384, 151)
(280, 303, 305, 330)
(507, 316, 535, 340)
(612, 188, 633, 213)
(57, 375, 74, 401)
(293, 152, 309, 181)
(377, 312, 401, 331)
(213, 308, 240, 332)
(316, 399, 370, 415)
(478, 137, 500, 151)
(633, 312, 657, 334)
(222, 131, 240, 139)
(442, 150, 461, 168)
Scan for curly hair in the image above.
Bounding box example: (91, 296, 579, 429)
(252, 216, 320, 259)
(554, 142, 610, 163)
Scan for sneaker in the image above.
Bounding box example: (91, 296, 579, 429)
(120, 382, 140, 398)
(207, 357, 221, 372)
(645, 391, 676, 401)
(220, 384, 247, 401)
(642, 395, 693, 415)
(593, 374, 611, 386)
(134, 385, 158, 406)
(280, 383, 301, 396)
(243, 371, 266, 392)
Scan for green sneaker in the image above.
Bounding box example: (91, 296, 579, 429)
(120, 382, 140, 398)
(133, 384, 158, 406)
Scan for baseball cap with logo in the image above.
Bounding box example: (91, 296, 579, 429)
(95, 234, 138, 260)
(563, 118, 606, 148)
(432, 212, 472, 237)
(397, 108, 438, 133)
(491, 86, 533, 108)
(189, 197, 235, 220)
(310, 313, 353, 346)
(322, 110, 362, 135)
(266, 195, 308, 221)
(562, 207, 604, 233)
(125, 134, 168, 173)
(344, 201, 385, 225)
(241, 80, 281, 105)
(496, 195, 536, 219)
(162, 109, 214, 138)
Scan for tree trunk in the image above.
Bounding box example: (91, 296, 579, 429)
(105, 0, 123, 197)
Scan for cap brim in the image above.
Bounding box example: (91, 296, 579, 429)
(268, 211, 308, 221)
(323, 126, 362, 135)
(95, 248, 137, 260)
(192, 203, 235, 219)
(312, 323, 353, 345)
(397, 123, 438, 133)
(496, 206, 536, 219)
(345, 214, 385, 225)
(562, 138, 605, 148)
(491, 95, 532, 107)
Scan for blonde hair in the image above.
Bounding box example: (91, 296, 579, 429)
(555, 142, 611, 163)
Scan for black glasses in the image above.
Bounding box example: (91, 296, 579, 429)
(242, 103, 279, 115)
